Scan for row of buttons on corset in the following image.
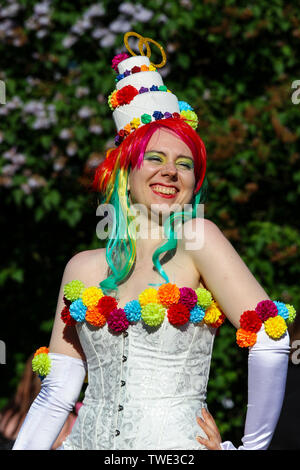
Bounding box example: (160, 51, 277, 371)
(115, 330, 128, 437)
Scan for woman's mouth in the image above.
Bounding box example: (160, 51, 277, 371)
(150, 184, 178, 199)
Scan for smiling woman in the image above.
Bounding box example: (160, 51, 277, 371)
(13, 32, 294, 452)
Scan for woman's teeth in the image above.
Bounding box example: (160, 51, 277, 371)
(151, 185, 177, 195)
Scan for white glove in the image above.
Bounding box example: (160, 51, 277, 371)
(12, 353, 87, 450)
(221, 325, 290, 450)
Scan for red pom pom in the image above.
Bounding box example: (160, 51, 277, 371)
(172, 112, 180, 119)
(131, 66, 141, 73)
(117, 85, 138, 105)
(63, 295, 71, 307)
(97, 295, 118, 318)
(240, 310, 262, 332)
(167, 303, 190, 326)
(61, 305, 77, 326)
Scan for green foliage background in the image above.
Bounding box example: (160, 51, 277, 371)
(1, 0, 300, 445)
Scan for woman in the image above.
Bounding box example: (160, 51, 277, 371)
(13, 33, 293, 451)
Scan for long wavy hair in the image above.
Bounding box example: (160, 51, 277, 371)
(92, 117, 208, 295)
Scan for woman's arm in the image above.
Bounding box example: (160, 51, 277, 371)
(13, 252, 94, 450)
(184, 218, 271, 328)
(183, 218, 290, 450)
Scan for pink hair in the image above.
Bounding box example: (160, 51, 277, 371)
(92, 117, 206, 195)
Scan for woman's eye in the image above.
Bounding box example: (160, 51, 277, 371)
(177, 162, 193, 169)
(145, 156, 162, 162)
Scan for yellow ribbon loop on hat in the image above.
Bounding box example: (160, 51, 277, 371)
(123, 32, 167, 69)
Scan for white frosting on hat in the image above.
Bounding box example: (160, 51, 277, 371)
(116, 71, 163, 90)
(113, 92, 179, 131)
(112, 55, 180, 132)
(117, 55, 150, 74)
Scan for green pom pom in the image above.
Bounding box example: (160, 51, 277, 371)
(64, 280, 85, 302)
(141, 113, 152, 124)
(32, 353, 51, 377)
(195, 288, 212, 309)
(158, 85, 167, 92)
(180, 110, 198, 129)
(286, 304, 296, 325)
(141, 303, 165, 327)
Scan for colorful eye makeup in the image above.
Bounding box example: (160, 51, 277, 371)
(144, 151, 194, 169)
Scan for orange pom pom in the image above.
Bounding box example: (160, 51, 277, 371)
(157, 283, 180, 307)
(34, 346, 49, 357)
(86, 306, 107, 327)
(236, 328, 257, 348)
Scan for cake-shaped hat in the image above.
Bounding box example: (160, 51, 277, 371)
(108, 32, 198, 146)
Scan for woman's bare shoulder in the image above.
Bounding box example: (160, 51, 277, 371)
(65, 247, 107, 286)
(180, 217, 221, 251)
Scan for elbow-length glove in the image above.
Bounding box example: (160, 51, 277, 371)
(13, 353, 87, 450)
(221, 325, 290, 450)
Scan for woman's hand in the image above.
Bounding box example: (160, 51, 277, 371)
(196, 408, 222, 450)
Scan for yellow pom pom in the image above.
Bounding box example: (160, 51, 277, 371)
(203, 301, 221, 325)
(81, 286, 103, 308)
(139, 288, 158, 307)
(264, 315, 287, 339)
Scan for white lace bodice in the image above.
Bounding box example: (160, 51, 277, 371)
(62, 314, 216, 450)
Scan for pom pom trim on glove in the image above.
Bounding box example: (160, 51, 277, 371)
(32, 347, 51, 380)
(236, 299, 296, 347)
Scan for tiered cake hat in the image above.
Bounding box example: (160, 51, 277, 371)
(108, 32, 198, 146)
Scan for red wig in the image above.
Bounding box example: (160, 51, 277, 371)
(92, 117, 206, 197)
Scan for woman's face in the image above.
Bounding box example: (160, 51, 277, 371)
(128, 128, 196, 217)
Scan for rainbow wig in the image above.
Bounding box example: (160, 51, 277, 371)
(92, 117, 208, 295)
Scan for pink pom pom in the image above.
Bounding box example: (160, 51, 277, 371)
(255, 300, 278, 322)
(112, 53, 130, 72)
(107, 308, 129, 332)
(179, 287, 197, 310)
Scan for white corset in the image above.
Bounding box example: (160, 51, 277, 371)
(62, 316, 216, 450)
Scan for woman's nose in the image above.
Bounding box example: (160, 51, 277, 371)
(160, 162, 178, 177)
